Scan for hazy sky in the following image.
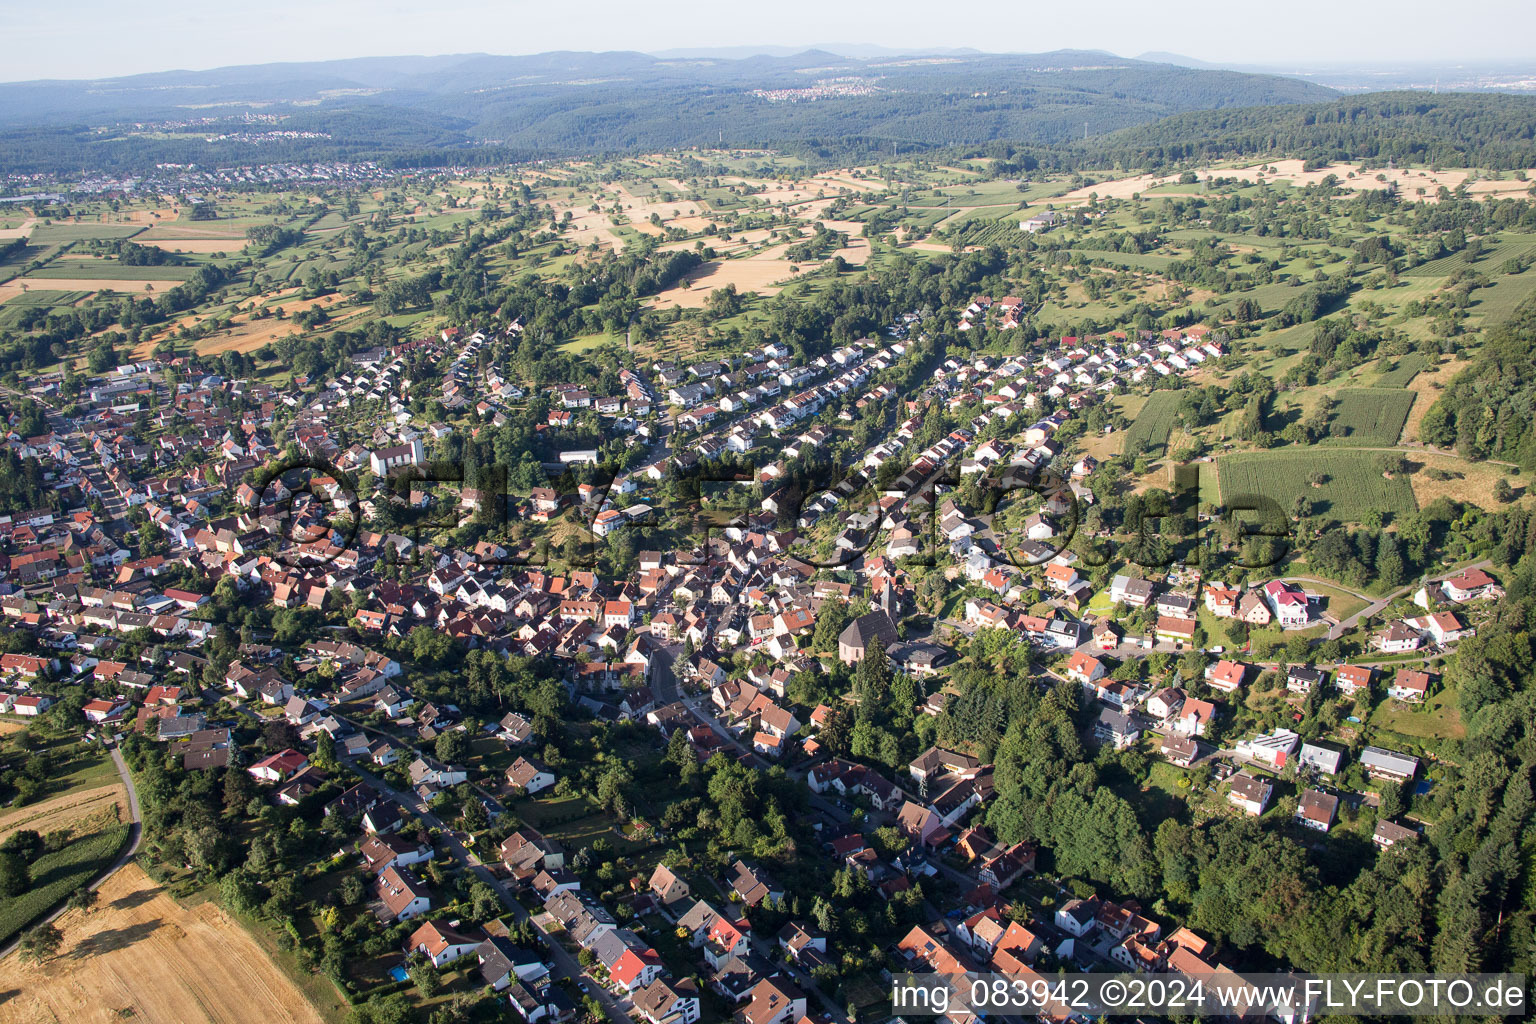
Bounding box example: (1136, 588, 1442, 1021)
(5, 0, 1535, 82)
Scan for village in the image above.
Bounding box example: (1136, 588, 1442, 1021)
(0, 295, 1502, 1024)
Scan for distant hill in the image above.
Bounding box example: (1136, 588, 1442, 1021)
(0, 49, 1337, 174)
(1070, 91, 1536, 169)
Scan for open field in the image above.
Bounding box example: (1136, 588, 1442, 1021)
(0, 783, 126, 844)
(1408, 453, 1528, 508)
(650, 245, 806, 307)
(1122, 391, 1183, 456)
(1056, 159, 1536, 205)
(1401, 357, 1469, 442)
(1321, 389, 1417, 446)
(1216, 449, 1418, 520)
(0, 863, 334, 1024)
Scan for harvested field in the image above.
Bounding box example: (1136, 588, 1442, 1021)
(0, 863, 334, 1024)
(0, 783, 126, 844)
(1401, 357, 1468, 443)
(649, 244, 806, 307)
(1054, 160, 1521, 205)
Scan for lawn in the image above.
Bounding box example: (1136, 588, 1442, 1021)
(1122, 390, 1183, 457)
(1369, 690, 1466, 745)
(1216, 449, 1417, 521)
(1319, 389, 1416, 446)
(0, 816, 130, 944)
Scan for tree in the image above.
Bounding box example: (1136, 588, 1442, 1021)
(18, 922, 62, 963)
(435, 729, 469, 764)
(1375, 535, 1406, 588)
(407, 954, 441, 997)
(0, 851, 29, 897)
(67, 886, 98, 914)
(469, 880, 501, 921)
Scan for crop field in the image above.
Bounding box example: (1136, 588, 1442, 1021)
(1320, 388, 1417, 446)
(1216, 450, 1418, 521)
(26, 224, 147, 243)
(0, 863, 335, 1024)
(0, 810, 129, 945)
(1468, 265, 1536, 322)
(1403, 239, 1536, 277)
(1071, 249, 1175, 271)
(1122, 390, 1183, 456)
(25, 262, 195, 281)
(1374, 354, 1428, 388)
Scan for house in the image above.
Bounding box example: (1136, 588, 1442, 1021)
(1237, 591, 1272, 625)
(1236, 728, 1298, 768)
(1286, 665, 1327, 694)
(1064, 650, 1106, 685)
(82, 696, 130, 723)
(727, 860, 783, 907)
(1360, 746, 1419, 783)
(896, 800, 942, 846)
(1093, 708, 1140, 750)
(611, 946, 665, 993)
(1298, 743, 1346, 777)
(499, 711, 535, 744)
(648, 864, 692, 908)
(1110, 574, 1154, 607)
(1375, 622, 1422, 653)
(507, 756, 556, 795)
(1335, 664, 1372, 695)
(740, 976, 806, 1024)
(249, 748, 308, 783)
(1265, 581, 1310, 627)
(1173, 696, 1210, 736)
(1409, 611, 1470, 645)
(478, 935, 551, 991)
(633, 977, 701, 1024)
(1441, 567, 1499, 602)
(1389, 668, 1432, 702)
(777, 922, 827, 964)
(374, 865, 432, 921)
(407, 919, 482, 967)
(1203, 660, 1245, 693)
(1373, 820, 1419, 850)
(1296, 789, 1339, 832)
(1155, 615, 1197, 646)
(1162, 735, 1198, 767)
(1227, 773, 1272, 816)
(360, 833, 433, 874)
(1054, 898, 1098, 937)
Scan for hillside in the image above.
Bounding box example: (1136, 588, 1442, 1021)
(0, 49, 1336, 173)
(1068, 91, 1536, 169)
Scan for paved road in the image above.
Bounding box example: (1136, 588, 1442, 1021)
(0, 740, 143, 959)
(1322, 559, 1492, 640)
